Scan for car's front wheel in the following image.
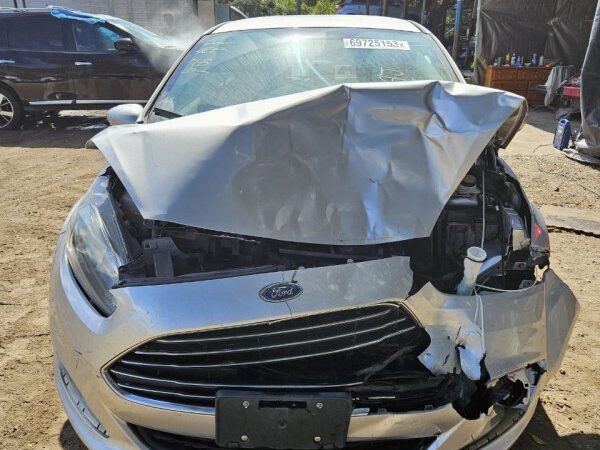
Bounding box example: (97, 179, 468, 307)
(0, 86, 24, 130)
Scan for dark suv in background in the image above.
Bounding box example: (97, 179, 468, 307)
(0, 7, 182, 130)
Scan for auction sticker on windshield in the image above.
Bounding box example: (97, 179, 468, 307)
(343, 38, 410, 50)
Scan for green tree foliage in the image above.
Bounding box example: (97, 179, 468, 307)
(311, 0, 337, 14)
(229, 0, 338, 17)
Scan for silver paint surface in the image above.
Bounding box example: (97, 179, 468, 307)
(90, 81, 525, 245)
(49, 48, 577, 448)
(50, 220, 578, 450)
(404, 270, 578, 381)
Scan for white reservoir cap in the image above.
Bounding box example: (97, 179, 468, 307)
(466, 246, 487, 263)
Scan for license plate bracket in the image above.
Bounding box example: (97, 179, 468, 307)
(215, 391, 352, 449)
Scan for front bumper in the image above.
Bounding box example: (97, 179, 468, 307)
(49, 234, 578, 450)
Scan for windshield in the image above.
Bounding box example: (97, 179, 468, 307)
(109, 17, 169, 47)
(150, 27, 458, 120)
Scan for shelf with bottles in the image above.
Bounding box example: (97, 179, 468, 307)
(483, 63, 552, 105)
(492, 53, 552, 68)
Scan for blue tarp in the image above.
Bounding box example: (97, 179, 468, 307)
(50, 7, 105, 25)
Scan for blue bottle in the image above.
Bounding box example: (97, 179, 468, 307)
(553, 119, 572, 150)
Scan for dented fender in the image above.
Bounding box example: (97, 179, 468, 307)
(404, 269, 578, 381)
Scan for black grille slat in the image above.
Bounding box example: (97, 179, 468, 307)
(110, 368, 363, 390)
(134, 426, 436, 450)
(134, 318, 411, 357)
(116, 383, 216, 401)
(109, 302, 428, 408)
(119, 326, 415, 369)
(154, 308, 394, 344)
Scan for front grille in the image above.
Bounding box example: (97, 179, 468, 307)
(108, 303, 430, 408)
(134, 425, 435, 450)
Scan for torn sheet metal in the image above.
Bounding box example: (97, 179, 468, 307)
(544, 270, 580, 375)
(90, 81, 524, 245)
(404, 269, 578, 381)
(403, 283, 490, 381)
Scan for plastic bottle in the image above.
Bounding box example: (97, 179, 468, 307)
(510, 53, 516, 66)
(532, 53, 537, 65)
(456, 247, 487, 296)
(505, 52, 510, 65)
(539, 55, 544, 67)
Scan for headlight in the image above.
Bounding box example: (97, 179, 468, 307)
(66, 176, 129, 316)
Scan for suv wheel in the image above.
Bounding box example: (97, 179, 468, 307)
(0, 86, 24, 130)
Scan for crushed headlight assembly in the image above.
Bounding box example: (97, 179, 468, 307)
(66, 175, 129, 316)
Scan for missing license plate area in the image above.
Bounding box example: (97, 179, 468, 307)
(259, 400, 307, 409)
(216, 391, 352, 449)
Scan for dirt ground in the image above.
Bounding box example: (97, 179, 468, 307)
(0, 110, 598, 449)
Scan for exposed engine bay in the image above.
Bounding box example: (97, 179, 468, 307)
(101, 145, 551, 423)
(111, 146, 547, 296)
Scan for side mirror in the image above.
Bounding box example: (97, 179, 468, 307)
(114, 37, 136, 53)
(107, 104, 144, 126)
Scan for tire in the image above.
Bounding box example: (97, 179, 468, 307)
(0, 85, 24, 130)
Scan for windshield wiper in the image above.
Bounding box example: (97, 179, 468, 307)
(152, 107, 181, 119)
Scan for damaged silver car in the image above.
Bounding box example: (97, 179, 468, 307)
(50, 15, 578, 450)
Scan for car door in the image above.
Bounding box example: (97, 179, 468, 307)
(0, 14, 75, 105)
(68, 20, 160, 103)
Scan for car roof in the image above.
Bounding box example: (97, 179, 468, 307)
(0, 6, 60, 14)
(213, 15, 424, 34)
(0, 6, 104, 19)
(0, 7, 47, 15)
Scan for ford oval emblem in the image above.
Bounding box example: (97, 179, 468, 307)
(259, 282, 303, 303)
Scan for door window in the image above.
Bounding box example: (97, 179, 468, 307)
(8, 16, 65, 51)
(0, 19, 7, 48)
(72, 22, 124, 52)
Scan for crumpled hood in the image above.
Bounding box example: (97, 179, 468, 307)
(89, 81, 525, 245)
